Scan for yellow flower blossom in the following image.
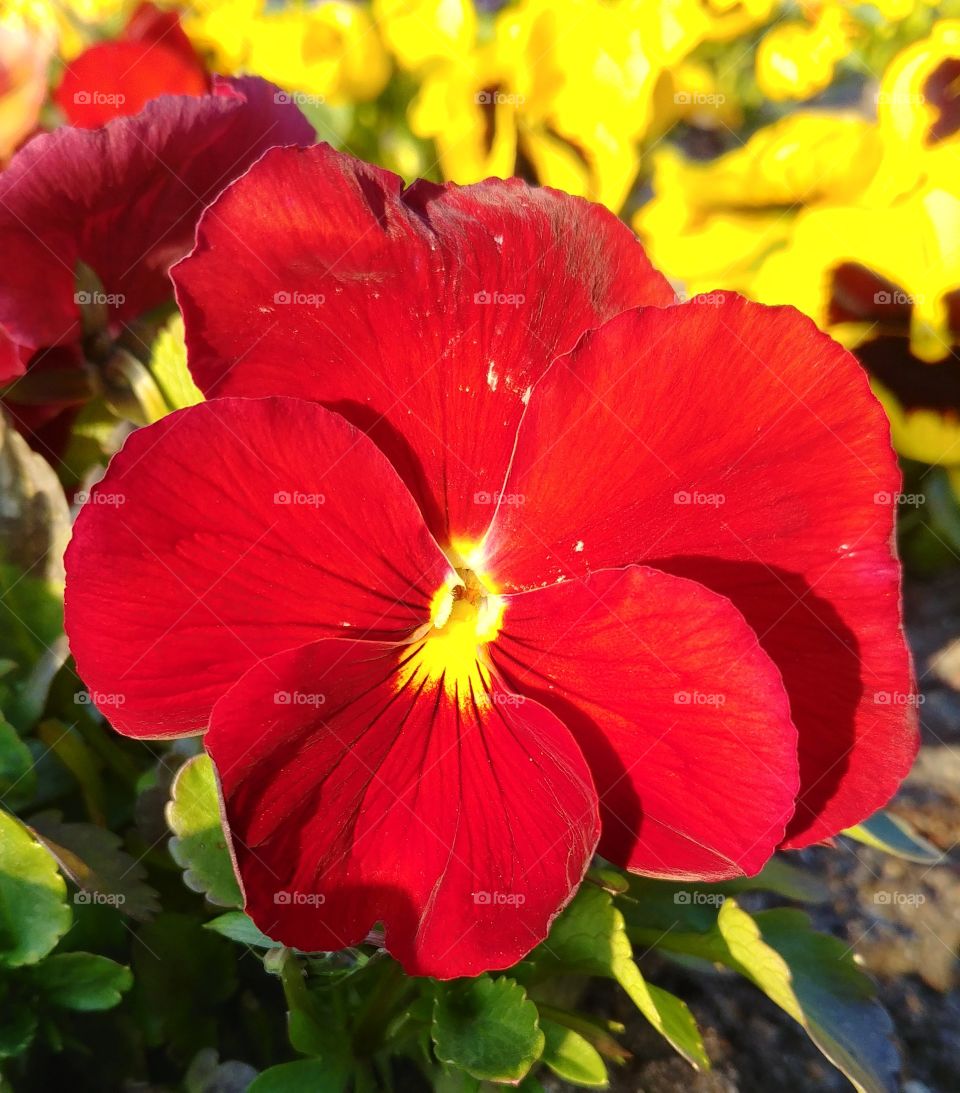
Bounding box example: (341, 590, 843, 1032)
(244, 2, 390, 104)
(634, 112, 883, 294)
(373, 0, 476, 71)
(870, 19, 960, 199)
(752, 177, 960, 364)
(755, 4, 854, 102)
(181, 0, 265, 73)
(0, 2, 55, 161)
(409, 44, 518, 181)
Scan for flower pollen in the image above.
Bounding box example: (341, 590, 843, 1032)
(403, 560, 505, 704)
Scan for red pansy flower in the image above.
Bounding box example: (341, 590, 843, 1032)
(56, 2, 208, 129)
(64, 145, 918, 978)
(0, 76, 312, 452)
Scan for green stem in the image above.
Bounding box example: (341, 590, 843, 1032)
(350, 959, 416, 1056)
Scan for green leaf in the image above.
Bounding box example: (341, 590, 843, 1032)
(533, 887, 708, 1070)
(540, 1020, 608, 1088)
(720, 855, 832, 903)
(0, 413, 69, 730)
(132, 913, 238, 1057)
(59, 397, 123, 488)
(149, 314, 203, 411)
(166, 754, 241, 907)
(0, 810, 71, 967)
(0, 1005, 37, 1058)
(0, 717, 35, 808)
(27, 951, 132, 1010)
(716, 900, 898, 1093)
(432, 976, 544, 1083)
(35, 720, 106, 825)
(248, 1060, 348, 1093)
(843, 810, 942, 864)
(29, 810, 159, 922)
(205, 912, 278, 948)
(613, 958, 710, 1073)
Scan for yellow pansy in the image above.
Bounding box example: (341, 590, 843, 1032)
(752, 177, 960, 364)
(181, 0, 265, 73)
(373, 0, 476, 71)
(411, 0, 661, 209)
(409, 44, 518, 182)
(0, 2, 55, 161)
(873, 377, 960, 470)
(634, 112, 883, 294)
(872, 18, 960, 200)
(755, 4, 854, 102)
(245, 2, 390, 104)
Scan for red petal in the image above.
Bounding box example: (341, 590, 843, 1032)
(0, 77, 312, 354)
(173, 144, 673, 545)
(55, 40, 208, 129)
(0, 325, 23, 383)
(207, 637, 600, 977)
(485, 294, 917, 845)
(490, 567, 798, 879)
(64, 397, 450, 738)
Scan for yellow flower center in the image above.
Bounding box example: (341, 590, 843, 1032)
(399, 546, 504, 704)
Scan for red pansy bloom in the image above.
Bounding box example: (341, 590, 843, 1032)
(0, 76, 312, 451)
(64, 145, 918, 978)
(56, 2, 208, 129)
